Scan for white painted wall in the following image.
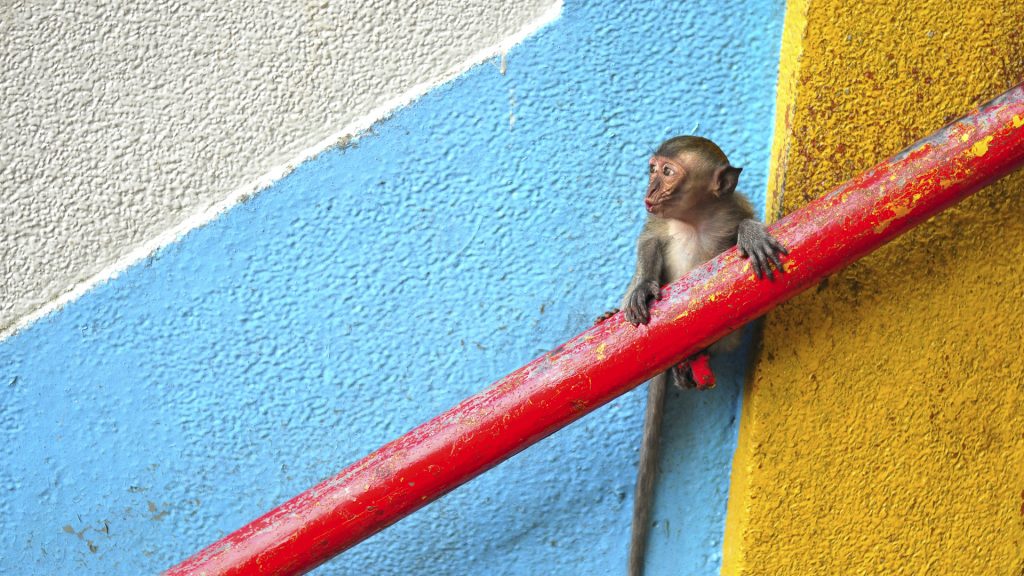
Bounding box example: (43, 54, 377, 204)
(0, 0, 557, 333)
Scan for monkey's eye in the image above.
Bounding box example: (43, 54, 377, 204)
(648, 165, 656, 174)
(663, 167, 673, 176)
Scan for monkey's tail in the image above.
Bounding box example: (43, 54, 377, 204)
(628, 372, 667, 576)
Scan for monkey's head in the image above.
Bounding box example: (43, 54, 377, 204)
(645, 136, 742, 218)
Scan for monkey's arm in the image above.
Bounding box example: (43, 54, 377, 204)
(737, 219, 788, 280)
(620, 234, 663, 326)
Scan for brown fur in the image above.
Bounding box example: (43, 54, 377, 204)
(617, 136, 784, 576)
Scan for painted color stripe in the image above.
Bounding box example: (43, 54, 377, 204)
(0, 3, 563, 342)
(0, 1, 784, 574)
(723, 0, 1024, 573)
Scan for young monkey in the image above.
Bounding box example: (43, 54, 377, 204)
(596, 136, 787, 576)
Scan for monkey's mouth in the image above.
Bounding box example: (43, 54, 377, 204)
(645, 200, 658, 213)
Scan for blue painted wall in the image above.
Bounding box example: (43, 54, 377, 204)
(0, 1, 784, 573)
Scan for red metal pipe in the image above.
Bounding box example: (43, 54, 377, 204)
(166, 83, 1024, 576)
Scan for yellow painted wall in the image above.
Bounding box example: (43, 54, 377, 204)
(723, 0, 1024, 574)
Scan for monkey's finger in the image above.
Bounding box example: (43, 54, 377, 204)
(759, 249, 776, 281)
(636, 300, 650, 325)
(756, 249, 776, 280)
(633, 294, 652, 325)
(749, 251, 765, 279)
(738, 245, 748, 258)
(769, 237, 789, 255)
(766, 248, 784, 274)
(625, 301, 642, 326)
(623, 306, 633, 324)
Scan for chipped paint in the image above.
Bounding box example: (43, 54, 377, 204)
(971, 135, 994, 157)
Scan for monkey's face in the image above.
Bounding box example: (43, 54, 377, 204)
(645, 154, 708, 216)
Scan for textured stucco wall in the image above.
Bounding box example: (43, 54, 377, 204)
(723, 0, 1024, 573)
(0, 0, 784, 574)
(0, 0, 555, 333)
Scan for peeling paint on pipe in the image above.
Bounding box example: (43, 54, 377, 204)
(166, 83, 1024, 576)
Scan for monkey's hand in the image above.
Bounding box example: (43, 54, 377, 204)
(623, 280, 661, 326)
(594, 308, 619, 325)
(737, 220, 788, 280)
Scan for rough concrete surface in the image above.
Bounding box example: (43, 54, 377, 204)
(0, 0, 553, 332)
(0, 0, 784, 573)
(723, 0, 1024, 573)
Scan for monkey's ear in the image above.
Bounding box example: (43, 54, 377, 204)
(713, 165, 742, 197)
